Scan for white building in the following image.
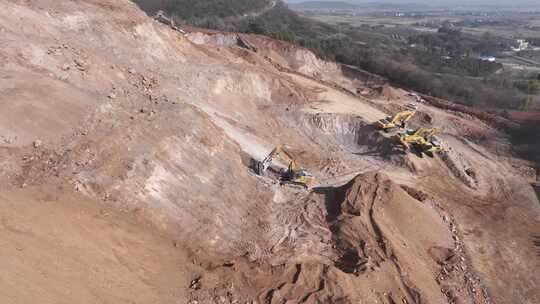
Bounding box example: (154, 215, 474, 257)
(512, 39, 530, 51)
(479, 56, 496, 62)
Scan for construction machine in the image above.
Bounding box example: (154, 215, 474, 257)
(396, 127, 444, 157)
(376, 104, 417, 132)
(256, 145, 316, 189)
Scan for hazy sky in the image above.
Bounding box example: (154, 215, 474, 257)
(284, 0, 539, 6)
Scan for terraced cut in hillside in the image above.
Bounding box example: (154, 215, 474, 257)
(0, 1, 538, 304)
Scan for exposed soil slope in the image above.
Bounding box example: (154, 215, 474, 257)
(0, 184, 196, 304)
(0, 1, 538, 304)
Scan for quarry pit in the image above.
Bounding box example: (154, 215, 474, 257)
(0, 1, 538, 304)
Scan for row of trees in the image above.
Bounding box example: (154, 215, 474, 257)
(240, 13, 526, 109)
(134, 0, 269, 19)
(509, 120, 540, 168)
(407, 30, 506, 77)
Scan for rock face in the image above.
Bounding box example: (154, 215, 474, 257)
(0, 1, 538, 304)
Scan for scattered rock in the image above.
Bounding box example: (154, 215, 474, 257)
(33, 140, 42, 148)
(465, 168, 476, 179)
(74, 59, 87, 71)
(190, 277, 201, 290)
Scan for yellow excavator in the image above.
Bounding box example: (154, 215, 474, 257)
(256, 145, 316, 189)
(376, 104, 417, 132)
(396, 127, 444, 157)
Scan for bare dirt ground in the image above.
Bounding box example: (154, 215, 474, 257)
(0, 1, 539, 303)
(0, 183, 196, 304)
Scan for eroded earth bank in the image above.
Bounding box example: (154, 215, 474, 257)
(0, 1, 539, 303)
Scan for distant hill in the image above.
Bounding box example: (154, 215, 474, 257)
(287, 1, 433, 11)
(289, 1, 358, 10)
(358, 2, 432, 11)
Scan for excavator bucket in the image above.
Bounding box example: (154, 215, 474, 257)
(255, 161, 265, 175)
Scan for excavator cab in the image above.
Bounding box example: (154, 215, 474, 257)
(396, 127, 444, 157)
(256, 145, 316, 189)
(281, 166, 314, 187)
(421, 138, 444, 157)
(376, 103, 417, 132)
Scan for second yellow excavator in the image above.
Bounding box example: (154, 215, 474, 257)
(376, 104, 417, 132)
(256, 145, 316, 189)
(396, 127, 444, 157)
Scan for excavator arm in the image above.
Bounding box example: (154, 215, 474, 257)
(256, 145, 315, 188)
(258, 145, 296, 171)
(390, 110, 415, 126)
(256, 144, 297, 174)
(376, 105, 417, 131)
(276, 146, 296, 169)
(257, 146, 279, 175)
(414, 127, 441, 140)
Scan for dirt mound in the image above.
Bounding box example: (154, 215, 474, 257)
(310, 172, 473, 303)
(1, 1, 539, 303)
(187, 172, 470, 303)
(440, 149, 479, 189)
(324, 173, 496, 304)
(378, 84, 408, 100)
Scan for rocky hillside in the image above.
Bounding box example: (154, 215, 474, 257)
(0, 1, 539, 304)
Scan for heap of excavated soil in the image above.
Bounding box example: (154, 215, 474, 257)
(379, 84, 408, 100)
(1, 1, 539, 304)
(322, 173, 454, 303)
(187, 173, 470, 303)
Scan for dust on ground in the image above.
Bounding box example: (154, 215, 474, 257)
(0, 1, 539, 304)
